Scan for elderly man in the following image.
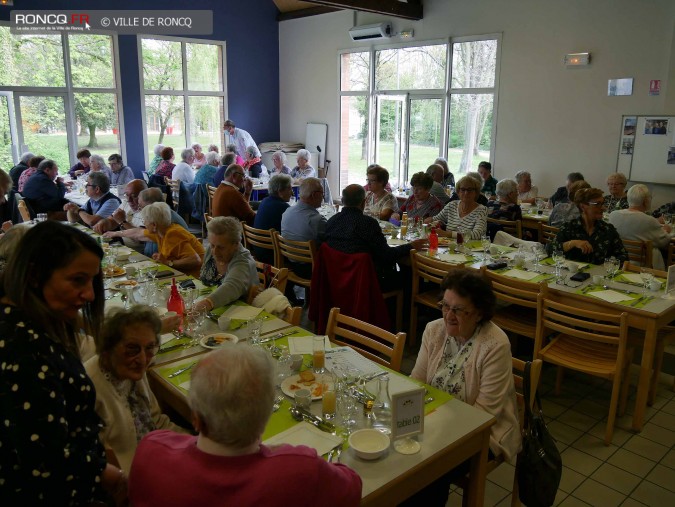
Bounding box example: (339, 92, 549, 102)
(63, 172, 120, 227)
(128, 345, 361, 507)
(425, 163, 450, 205)
(22, 159, 69, 215)
(281, 177, 326, 244)
(549, 171, 584, 207)
(108, 154, 136, 185)
(212, 153, 237, 187)
(223, 119, 259, 160)
(251, 174, 292, 264)
(9, 151, 34, 191)
(93, 179, 147, 234)
(212, 164, 255, 226)
(325, 184, 426, 290)
(172, 148, 196, 185)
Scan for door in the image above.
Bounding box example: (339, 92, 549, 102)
(374, 95, 406, 189)
(407, 97, 443, 174)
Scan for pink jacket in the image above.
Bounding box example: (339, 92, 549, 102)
(411, 319, 521, 461)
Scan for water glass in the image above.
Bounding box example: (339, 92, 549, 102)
(275, 346, 292, 385)
(481, 235, 491, 262)
(248, 317, 264, 346)
(531, 244, 544, 272)
(312, 335, 326, 374)
(639, 268, 655, 295)
(294, 389, 312, 410)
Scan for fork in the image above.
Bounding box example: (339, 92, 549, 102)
(272, 394, 285, 412)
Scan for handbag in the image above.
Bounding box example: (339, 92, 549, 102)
(516, 361, 562, 507)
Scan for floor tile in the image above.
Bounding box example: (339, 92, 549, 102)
(572, 478, 626, 507)
(649, 393, 670, 410)
(661, 399, 675, 415)
(548, 420, 584, 446)
(446, 491, 463, 507)
(487, 462, 515, 491)
(558, 409, 601, 432)
(638, 421, 675, 448)
(649, 411, 675, 430)
(644, 464, 675, 493)
(661, 449, 675, 470)
(587, 421, 633, 447)
(607, 449, 656, 477)
(623, 435, 669, 462)
(590, 463, 641, 495)
(483, 481, 509, 506)
(630, 480, 675, 506)
(557, 495, 592, 506)
(553, 489, 569, 506)
(560, 447, 603, 476)
(542, 398, 569, 419)
(571, 432, 619, 461)
(558, 466, 586, 494)
(573, 398, 611, 420)
(619, 497, 648, 506)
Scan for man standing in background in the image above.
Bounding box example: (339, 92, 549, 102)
(224, 119, 259, 159)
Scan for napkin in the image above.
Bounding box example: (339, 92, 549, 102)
(588, 290, 635, 303)
(264, 421, 341, 456)
(620, 273, 645, 285)
(387, 238, 408, 246)
(436, 253, 469, 264)
(288, 335, 330, 355)
(502, 269, 540, 281)
(222, 306, 264, 320)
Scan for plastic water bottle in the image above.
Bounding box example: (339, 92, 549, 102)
(429, 226, 439, 256)
(167, 278, 185, 332)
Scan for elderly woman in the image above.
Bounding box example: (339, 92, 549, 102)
(192, 216, 258, 313)
(609, 184, 672, 270)
(207, 143, 219, 153)
(271, 150, 292, 175)
(17, 155, 45, 193)
(191, 143, 206, 169)
(89, 154, 113, 181)
(548, 180, 590, 227)
(291, 148, 316, 182)
(172, 148, 196, 185)
(227, 143, 246, 167)
(84, 306, 186, 473)
(0, 169, 20, 229)
(0, 221, 125, 504)
(392, 172, 443, 222)
(604, 172, 629, 211)
(244, 145, 264, 178)
(428, 175, 487, 240)
(194, 150, 220, 185)
(435, 156, 455, 188)
(486, 178, 522, 240)
(364, 165, 398, 221)
(147, 144, 164, 176)
(425, 163, 451, 205)
(548, 187, 628, 265)
(154, 146, 176, 179)
(407, 271, 519, 504)
(515, 170, 538, 204)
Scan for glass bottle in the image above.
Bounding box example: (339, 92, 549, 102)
(372, 375, 392, 435)
(166, 278, 185, 332)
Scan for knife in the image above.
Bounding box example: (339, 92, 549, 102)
(260, 330, 298, 343)
(630, 296, 644, 307)
(168, 363, 195, 378)
(158, 342, 190, 354)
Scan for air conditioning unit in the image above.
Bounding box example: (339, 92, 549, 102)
(348, 22, 392, 41)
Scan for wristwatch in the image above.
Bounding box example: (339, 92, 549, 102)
(168, 260, 174, 267)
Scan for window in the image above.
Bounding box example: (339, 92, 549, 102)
(0, 27, 122, 174)
(339, 37, 499, 191)
(139, 36, 226, 167)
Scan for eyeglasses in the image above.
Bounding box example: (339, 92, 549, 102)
(124, 193, 139, 199)
(458, 188, 476, 193)
(586, 201, 606, 207)
(436, 301, 473, 317)
(122, 342, 160, 359)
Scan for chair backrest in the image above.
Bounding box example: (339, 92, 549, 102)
(512, 357, 543, 419)
(272, 232, 317, 273)
(539, 223, 559, 246)
(621, 261, 666, 278)
(410, 249, 458, 294)
(325, 307, 406, 372)
(487, 217, 522, 239)
(483, 267, 541, 310)
(284, 306, 302, 326)
(17, 199, 31, 222)
(247, 263, 289, 304)
(243, 224, 276, 262)
(622, 238, 653, 268)
(206, 184, 217, 216)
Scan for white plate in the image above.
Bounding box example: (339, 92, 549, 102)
(110, 280, 139, 291)
(281, 373, 323, 400)
(200, 333, 239, 349)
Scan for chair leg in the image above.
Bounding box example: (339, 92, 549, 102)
(555, 366, 565, 396)
(619, 355, 632, 416)
(605, 373, 623, 446)
(409, 302, 418, 348)
(648, 339, 665, 405)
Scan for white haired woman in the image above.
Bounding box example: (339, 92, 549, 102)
(195, 150, 220, 185)
(604, 172, 629, 211)
(192, 143, 206, 169)
(192, 216, 258, 313)
(147, 144, 164, 176)
(291, 149, 316, 182)
(244, 145, 263, 178)
(90, 154, 113, 181)
(171, 148, 196, 185)
(143, 202, 204, 277)
(271, 150, 291, 175)
(608, 184, 672, 270)
(515, 170, 538, 204)
(486, 178, 522, 239)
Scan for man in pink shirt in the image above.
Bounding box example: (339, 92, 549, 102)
(128, 345, 361, 507)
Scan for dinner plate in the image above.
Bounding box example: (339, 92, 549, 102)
(280, 374, 323, 400)
(200, 333, 239, 349)
(110, 280, 139, 291)
(103, 265, 126, 278)
(437, 237, 452, 246)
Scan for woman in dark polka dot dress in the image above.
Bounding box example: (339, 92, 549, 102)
(0, 222, 126, 505)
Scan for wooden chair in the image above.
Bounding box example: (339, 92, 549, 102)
(272, 232, 317, 293)
(409, 250, 458, 346)
(246, 263, 289, 304)
(534, 290, 632, 444)
(622, 238, 652, 268)
(242, 223, 276, 264)
(453, 358, 543, 507)
(206, 184, 217, 217)
(487, 217, 522, 239)
(325, 307, 406, 372)
(283, 306, 302, 326)
(17, 199, 31, 222)
(482, 267, 542, 342)
(538, 223, 559, 246)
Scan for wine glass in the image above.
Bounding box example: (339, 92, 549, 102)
(481, 235, 491, 262)
(639, 268, 654, 295)
(531, 244, 544, 272)
(248, 317, 264, 346)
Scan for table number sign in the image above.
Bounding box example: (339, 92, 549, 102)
(391, 386, 425, 454)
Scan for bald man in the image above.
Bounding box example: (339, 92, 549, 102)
(93, 179, 147, 234)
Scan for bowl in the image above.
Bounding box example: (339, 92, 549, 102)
(348, 429, 390, 460)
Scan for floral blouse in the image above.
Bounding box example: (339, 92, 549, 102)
(547, 217, 628, 265)
(431, 335, 475, 401)
(399, 194, 443, 221)
(603, 194, 629, 212)
(365, 191, 398, 217)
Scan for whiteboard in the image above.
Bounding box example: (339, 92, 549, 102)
(619, 115, 675, 185)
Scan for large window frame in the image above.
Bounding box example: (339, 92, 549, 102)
(338, 34, 501, 190)
(137, 35, 228, 170)
(0, 23, 124, 171)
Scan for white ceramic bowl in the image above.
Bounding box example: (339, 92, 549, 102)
(349, 429, 390, 460)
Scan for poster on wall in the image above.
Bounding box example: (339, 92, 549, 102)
(621, 138, 634, 155)
(608, 78, 633, 96)
(667, 146, 675, 165)
(649, 80, 661, 96)
(623, 118, 637, 135)
(644, 119, 668, 135)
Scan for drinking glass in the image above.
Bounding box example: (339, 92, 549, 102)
(481, 235, 491, 262)
(275, 345, 292, 386)
(321, 373, 337, 420)
(639, 268, 655, 295)
(455, 228, 464, 253)
(663, 214, 672, 226)
(185, 308, 205, 345)
(248, 317, 264, 346)
(312, 335, 326, 374)
(531, 244, 544, 272)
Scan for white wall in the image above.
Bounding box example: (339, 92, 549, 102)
(279, 0, 675, 206)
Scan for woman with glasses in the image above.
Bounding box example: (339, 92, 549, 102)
(548, 187, 628, 265)
(85, 306, 187, 473)
(604, 173, 629, 211)
(391, 172, 442, 223)
(406, 270, 519, 505)
(426, 175, 487, 239)
(363, 165, 398, 221)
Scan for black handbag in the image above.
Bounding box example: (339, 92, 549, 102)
(516, 362, 562, 507)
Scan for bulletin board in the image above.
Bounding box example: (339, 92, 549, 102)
(617, 115, 675, 185)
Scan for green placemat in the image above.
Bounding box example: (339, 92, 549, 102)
(157, 336, 193, 355)
(613, 273, 666, 286)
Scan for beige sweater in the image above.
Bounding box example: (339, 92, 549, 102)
(85, 356, 187, 472)
(411, 319, 521, 461)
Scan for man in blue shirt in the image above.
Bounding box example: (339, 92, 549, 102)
(108, 154, 137, 185)
(281, 177, 326, 247)
(63, 172, 120, 228)
(253, 174, 293, 264)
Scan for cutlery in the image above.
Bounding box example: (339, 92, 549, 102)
(272, 394, 285, 412)
(363, 370, 388, 382)
(328, 444, 343, 463)
(289, 406, 335, 433)
(168, 363, 195, 378)
(260, 330, 297, 343)
(206, 312, 220, 322)
(630, 296, 644, 307)
(159, 342, 191, 354)
(640, 296, 654, 306)
(424, 396, 435, 404)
